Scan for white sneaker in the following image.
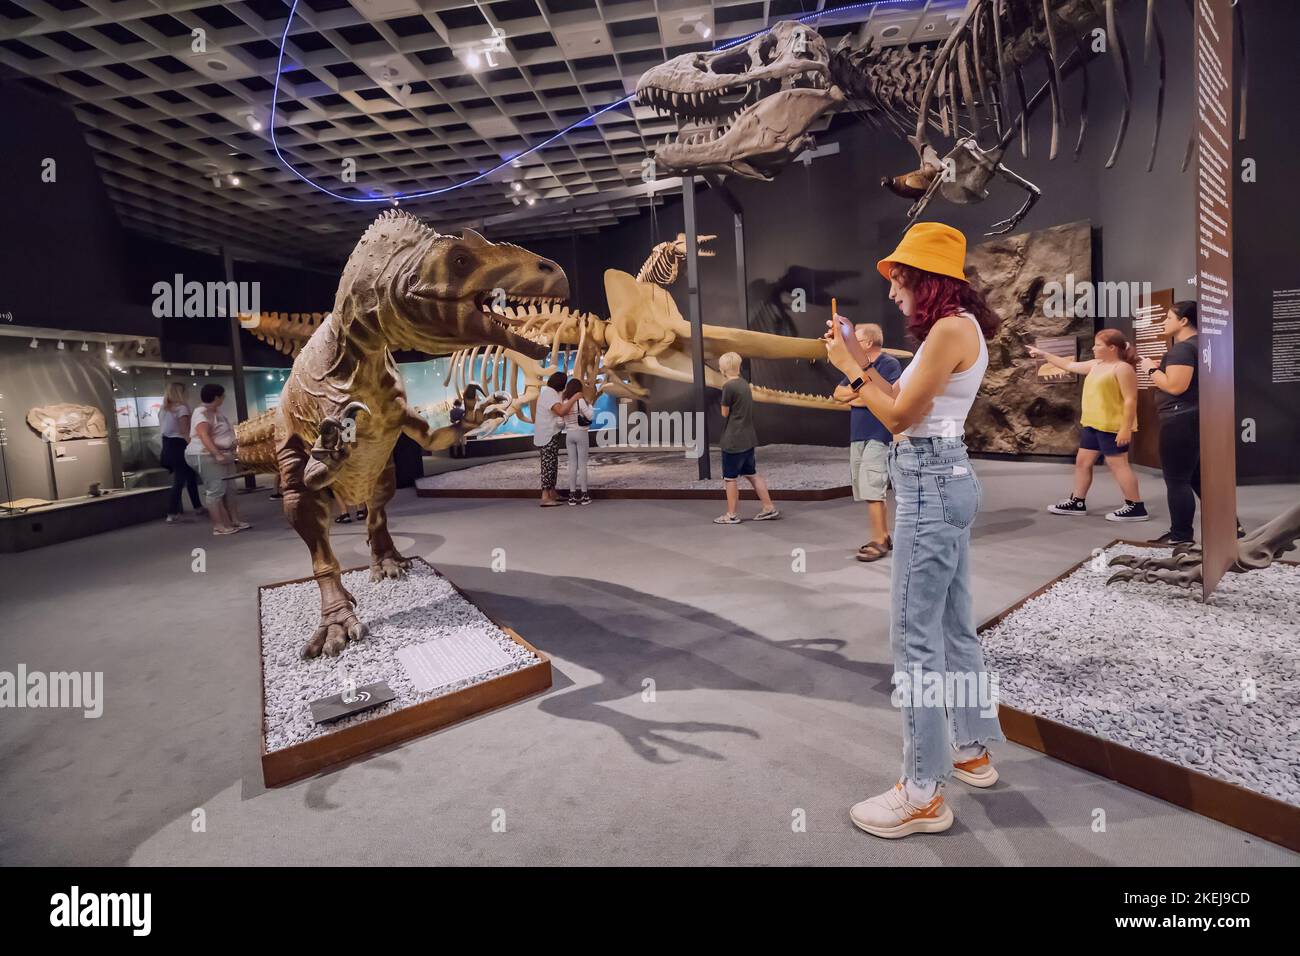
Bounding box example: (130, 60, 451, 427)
(850, 781, 953, 839)
(951, 750, 999, 788)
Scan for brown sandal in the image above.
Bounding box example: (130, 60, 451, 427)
(856, 540, 891, 562)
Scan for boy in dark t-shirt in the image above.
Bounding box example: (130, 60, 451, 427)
(715, 352, 781, 524)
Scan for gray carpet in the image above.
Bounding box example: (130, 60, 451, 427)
(0, 457, 1295, 866)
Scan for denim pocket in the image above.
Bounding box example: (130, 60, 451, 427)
(937, 473, 979, 529)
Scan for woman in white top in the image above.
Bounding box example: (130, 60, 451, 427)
(559, 378, 595, 505)
(158, 382, 202, 523)
(184, 383, 249, 535)
(534, 371, 584, 507)
(824, 222, 1004, 841)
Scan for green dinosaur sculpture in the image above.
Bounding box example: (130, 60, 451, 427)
(235, 209, 562, 658)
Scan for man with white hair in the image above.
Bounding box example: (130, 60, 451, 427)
(832, 322, 902, 561)
(714, 351, 781, 524)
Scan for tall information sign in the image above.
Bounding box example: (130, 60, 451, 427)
(1194, 0, 1237, 597)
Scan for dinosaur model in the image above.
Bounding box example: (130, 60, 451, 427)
(636, 1, 1246, 234)
(234, 209, 563, 658)
(1105, 503, 1300, 590)
(442, 234, 915, 432)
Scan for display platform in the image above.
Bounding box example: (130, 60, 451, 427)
(258, 558, 551, 787)
(980, 540, 1300, 851)
(415, 443, 853, 501)
(0, 486, 167, 552)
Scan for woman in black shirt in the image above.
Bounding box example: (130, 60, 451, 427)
(1139, 301, 1199, 544)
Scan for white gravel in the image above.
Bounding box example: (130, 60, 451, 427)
(982, 544, 1300, 805)
(416, 443, 851, 492)
(260, 562, 538, 754)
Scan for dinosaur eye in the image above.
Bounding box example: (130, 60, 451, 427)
(455, 254, 469, 269)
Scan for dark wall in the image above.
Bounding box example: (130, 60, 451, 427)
(1232, 1, 1300, 483)
(0, 79, 141, 335)
(505, 2, 1294, 482)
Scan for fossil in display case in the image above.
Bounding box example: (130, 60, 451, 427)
(26, 403, 108, 441)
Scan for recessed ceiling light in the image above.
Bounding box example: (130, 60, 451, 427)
(512, 182, 522, 192)
(229, 175, 241, 186)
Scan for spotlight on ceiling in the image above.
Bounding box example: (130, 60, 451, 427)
(57, 340, 65, 350)
(29, 338, 38, 349)
(463, 49, 481, 70)
(526, 196, 537, 206)
(81, 341, 89, 352)
(512, 182, 523, 193)
(136, 341, 145, 355)
(229, 175, 241, 186)
(106, 346, 113, 354)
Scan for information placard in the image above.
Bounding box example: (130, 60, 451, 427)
(1194, 0, 1238, 597)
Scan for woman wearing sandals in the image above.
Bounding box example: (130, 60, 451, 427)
(1030, 330, 1150, 523)
(534, 371, 585, 507)
(184, 383, 250, 536)
(824, 222, 1005, 839)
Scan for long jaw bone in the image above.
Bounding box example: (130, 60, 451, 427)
(474, 290, 564, 351)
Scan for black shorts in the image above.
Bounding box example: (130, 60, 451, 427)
(1079, 425, 1129, 457)
(721, 447, 756, 480)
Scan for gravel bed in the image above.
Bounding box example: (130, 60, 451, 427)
(982, 544, 1300, 805)
(260, 562, 538, 754)
(416, 443, 850, 492)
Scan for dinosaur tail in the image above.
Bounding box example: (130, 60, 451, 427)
(234, 409, 280, 474)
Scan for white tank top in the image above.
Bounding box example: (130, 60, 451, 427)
(895, 312, 988, 439)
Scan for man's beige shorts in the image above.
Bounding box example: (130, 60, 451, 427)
(849, 439, 890, 502)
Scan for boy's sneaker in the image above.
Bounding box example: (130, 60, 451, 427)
(1048, 496, 1087, 515)
(850, 782, 953, 839)
(580, 494, 592, 505)
(753, 508, 781, 521)
(1147, 530, 1193, 546)
(713, 513, 741, 525)
(568, 496, 578, 506)
(1107, 500, 1150, 522)
(951, 751, 999, 788)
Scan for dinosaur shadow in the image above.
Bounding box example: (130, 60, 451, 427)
(747, 265, 859, 339)
(428, 564, 897, 764)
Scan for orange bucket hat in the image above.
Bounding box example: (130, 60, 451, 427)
(876, 222, 968, 283)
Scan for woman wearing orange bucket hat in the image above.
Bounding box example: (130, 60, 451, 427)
(824, 222, 1006, 839)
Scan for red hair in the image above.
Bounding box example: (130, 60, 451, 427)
(891, 264, 1001, 343)
(1096, 328, 1138, 366)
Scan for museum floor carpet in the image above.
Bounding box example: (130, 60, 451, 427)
(1, 459, 1295, 866)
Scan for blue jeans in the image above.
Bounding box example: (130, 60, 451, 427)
(888, 436, 1005, 784)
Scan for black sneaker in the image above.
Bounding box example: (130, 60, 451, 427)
(580, 494, 592, 505)
(1048, 496, 1087, 516)
(567, 496, 578, 506)
(1106, 500, 1151, 522)
(1147, 530, 1193, 545)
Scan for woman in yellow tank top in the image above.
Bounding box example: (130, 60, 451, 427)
(1029, 329, 1150, 522)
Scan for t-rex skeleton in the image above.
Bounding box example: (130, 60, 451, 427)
(637, 1, 1247, 235)
(234, 209, 565, 658)
(1105, 503, 1300, 591)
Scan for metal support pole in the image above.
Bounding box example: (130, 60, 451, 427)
(222, 246, 256, 490)
(681, 176, 711, 480)
(704, 176, 751, 377)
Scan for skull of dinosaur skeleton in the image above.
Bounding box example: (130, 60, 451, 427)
(637, 21, 843, 181)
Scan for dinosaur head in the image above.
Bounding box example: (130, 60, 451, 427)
(346, 210, 564, 359)
(637, 21, 843, 181)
